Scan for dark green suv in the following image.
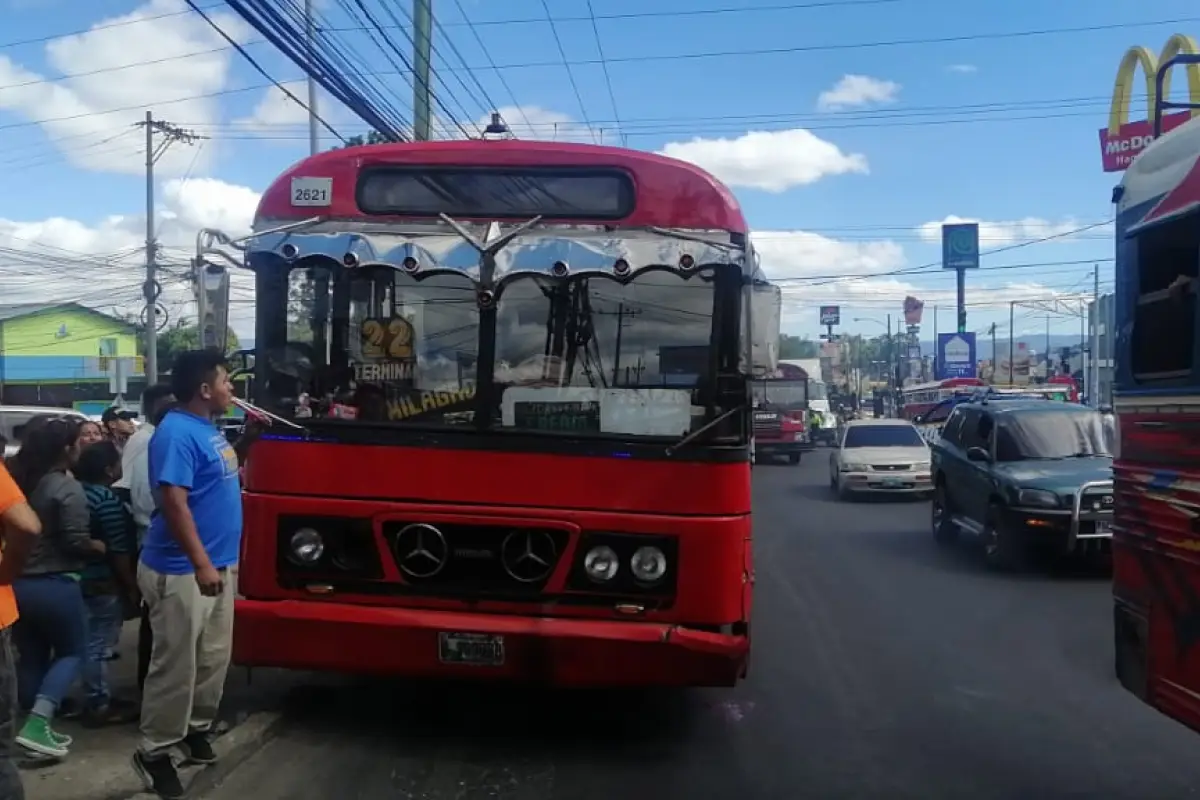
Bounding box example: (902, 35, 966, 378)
(929, 398, 1113, 569)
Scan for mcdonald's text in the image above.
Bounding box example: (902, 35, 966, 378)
(1099, 110, 1192, 172)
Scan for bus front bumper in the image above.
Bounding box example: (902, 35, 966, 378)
(233, 598, 749, 688)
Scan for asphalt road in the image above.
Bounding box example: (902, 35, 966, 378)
(206, 456, 1200, 800)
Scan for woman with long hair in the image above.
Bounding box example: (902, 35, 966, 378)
(77, 421, 103, 449)
(8, 418, 104, 759)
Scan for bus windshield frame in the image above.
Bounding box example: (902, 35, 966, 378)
(248, 222, 748, 445)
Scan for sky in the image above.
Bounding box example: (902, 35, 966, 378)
(0, 0, 1194, 347)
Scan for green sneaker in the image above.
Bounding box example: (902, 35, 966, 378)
(16, 715, 68, 758)
(50, 728, 73, 748)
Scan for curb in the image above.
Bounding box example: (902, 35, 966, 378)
(90, 711, 286, 800)
(188, 711, 287, 798)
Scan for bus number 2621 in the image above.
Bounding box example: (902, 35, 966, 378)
(290, 177, 333, 207)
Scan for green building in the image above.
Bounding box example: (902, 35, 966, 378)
(0, 303, 145, 414)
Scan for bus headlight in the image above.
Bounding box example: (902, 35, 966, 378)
(631, 546, 668, 583)
(288, 527, 325, 565)
(583, 545, 619, 582)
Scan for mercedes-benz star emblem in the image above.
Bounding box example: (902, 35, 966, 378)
(501, 530, 558, 583)
(394, 523, 449, 578)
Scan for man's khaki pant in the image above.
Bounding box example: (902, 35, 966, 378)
(136, 562, 237, 756)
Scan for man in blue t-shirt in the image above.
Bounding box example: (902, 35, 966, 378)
(131, 350, 258, 800)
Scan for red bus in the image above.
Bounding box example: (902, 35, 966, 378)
(899, 377, 985, 419)
(750, 362, 809, 464)
(201, 139, 770, 687)
(1111, 68, 1200, 730)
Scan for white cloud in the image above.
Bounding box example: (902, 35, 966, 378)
(947, 64, 978, 74)
(658, 129, 868, 192)
(0, 0, 251, 175)
(916, 215, 1092, 247)
(751, 229, 1081, 327)
(235, 80, 349, 140)
(0, 177, 259, 332)
(816, 75, 900, 111)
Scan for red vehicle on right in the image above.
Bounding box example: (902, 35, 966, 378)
(1111, 55, 1200, 732)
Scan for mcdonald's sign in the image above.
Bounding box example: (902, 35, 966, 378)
(1098, 34, 1200, 172)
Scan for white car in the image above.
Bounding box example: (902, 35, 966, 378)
(829, 418, 933, 500)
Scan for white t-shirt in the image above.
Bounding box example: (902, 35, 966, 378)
(115, 422, 155, 529)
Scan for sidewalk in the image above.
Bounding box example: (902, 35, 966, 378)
(19, 620, 305, 800)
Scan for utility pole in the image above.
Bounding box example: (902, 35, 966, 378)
(412, 0, 434, 140)
(305, 0, 319, 155)
(1044, 314, 1051, 378)
(989, 323, 997, 382)
(1090, 264, 1101, 406)
(1008, 300, 1015, 385)
(932, 304, 938, 378)
(137, 112, 204, 383)
(598, 303, 640, 385)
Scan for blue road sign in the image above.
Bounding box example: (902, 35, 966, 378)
(942, 223, 980, 270)
(936, 333, 977, 379)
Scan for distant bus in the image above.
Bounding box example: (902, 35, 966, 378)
(899, 377, 986, 420)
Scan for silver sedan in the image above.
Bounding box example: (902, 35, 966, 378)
(829, 419, 933, 500)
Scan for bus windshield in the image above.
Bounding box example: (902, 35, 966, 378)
(255, 254, 732, 438)
(752, 380, 807, 408)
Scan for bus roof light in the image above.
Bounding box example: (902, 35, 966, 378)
(679, 254, 695, 271)
(551, 261, 569, 277)
(280, 243, 299, 260)
(613, 258, 631, 276)
(401, 256, 419, 273)
(342, 252, 359, 268)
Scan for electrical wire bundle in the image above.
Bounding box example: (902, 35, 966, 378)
(200, 0, 503, 142)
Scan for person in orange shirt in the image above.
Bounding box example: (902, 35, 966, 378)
(0, 461, 42, 799)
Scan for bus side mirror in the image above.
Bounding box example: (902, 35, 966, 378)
(966, 446, 990, 462)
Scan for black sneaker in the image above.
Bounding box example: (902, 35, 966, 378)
(131, 751, 184, 800)
(182, 731, 217, 765)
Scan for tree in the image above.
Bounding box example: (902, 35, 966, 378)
(121, 315, 240, 374)
(340, 130, 388, 148)
(779, 334, 818, 359)
(155, 320, 241, 367)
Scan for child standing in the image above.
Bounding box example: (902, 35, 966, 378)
(75, 442, 139, 726)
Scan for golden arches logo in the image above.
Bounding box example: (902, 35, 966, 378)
(1107, 33, 1200, 136)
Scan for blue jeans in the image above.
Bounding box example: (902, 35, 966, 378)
(82, 594, 123, 709)
(12, 575, 88, 717)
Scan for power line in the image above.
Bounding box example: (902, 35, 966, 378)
(449, 0, 532, 132)
(585, 0, 625, 146)
(187, 0, 347, 143)
(0, 0, 902, 51)
(4, 15, 1191, 94)
(539, 0, 597, 145)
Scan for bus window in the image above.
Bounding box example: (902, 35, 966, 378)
(1131, 214, 1198, 379)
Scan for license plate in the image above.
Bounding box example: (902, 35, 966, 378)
(1095, 520, 1113, 534)
(881, 479, 905, 488)
(438, 632, 505, 666)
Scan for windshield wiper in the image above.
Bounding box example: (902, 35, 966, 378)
(665, 405, 745, 457)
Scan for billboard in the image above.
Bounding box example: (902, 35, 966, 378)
(819, 305, 839, 325)
(1099, 34, 1200, 172)
(941, 223, 979, 270)
(903, 295, 924, 325)
(936, 333, 977, 380)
